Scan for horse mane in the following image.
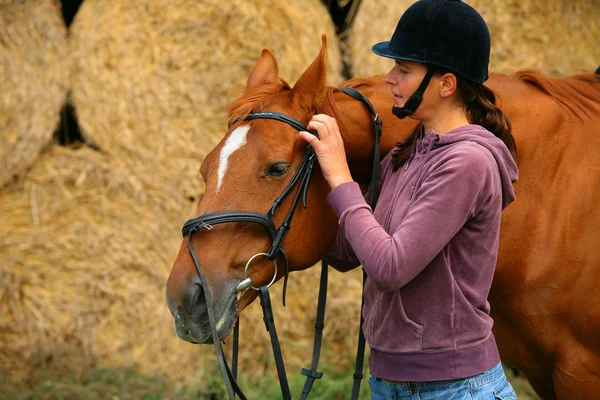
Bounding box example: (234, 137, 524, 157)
(516, 70, 600, 120)
(316, 86, 347, 134)
(315, 76, 388, 141)
(342, 75, 386, 89)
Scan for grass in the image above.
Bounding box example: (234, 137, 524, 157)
(505, 368, 541, 400)
(0, 361, 539, 400)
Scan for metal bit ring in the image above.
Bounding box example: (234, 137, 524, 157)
(241, 252, 278, 291)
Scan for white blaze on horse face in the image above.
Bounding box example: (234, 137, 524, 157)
(217, 125, 250, 192)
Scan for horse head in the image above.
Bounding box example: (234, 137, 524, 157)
(166, 36, 342, 344)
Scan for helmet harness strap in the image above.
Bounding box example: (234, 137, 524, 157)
(392, 68, 435, 119)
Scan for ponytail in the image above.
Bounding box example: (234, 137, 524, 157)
(392, 68, 517, 171)
(460, 79, 517, 161)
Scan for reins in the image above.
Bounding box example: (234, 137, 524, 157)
(182, 87, 382, 399)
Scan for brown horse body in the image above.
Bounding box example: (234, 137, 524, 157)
(166, 39, 600, 399)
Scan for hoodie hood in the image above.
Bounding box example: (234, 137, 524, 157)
(413, 124, 518, 209)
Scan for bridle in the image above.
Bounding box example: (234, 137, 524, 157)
(182, 110, 320, 300)
(181, 87, 382, 399)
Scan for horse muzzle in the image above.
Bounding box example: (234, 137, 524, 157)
(166, 275, 239, 344)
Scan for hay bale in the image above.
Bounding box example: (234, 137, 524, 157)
(0, 0, 68, 188)
(69, 0, 344, 188)
(0, 145, 230, 385)
(0, 143, 364, 386)
(0, 145, 195, 382)
(1, 0, 359, 386)
(349, 0, 600, 78)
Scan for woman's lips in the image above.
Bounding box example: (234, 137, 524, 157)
(393, 94, 404, 106)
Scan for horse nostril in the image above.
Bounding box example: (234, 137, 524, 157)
(191, 283, 208, 320)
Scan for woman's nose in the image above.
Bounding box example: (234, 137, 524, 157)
(384, 69, 396, 85)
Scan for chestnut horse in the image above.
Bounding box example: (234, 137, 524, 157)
(166, 37, 600, 399)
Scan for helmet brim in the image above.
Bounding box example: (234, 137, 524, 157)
(372, 41, 487, 83)
(371, 41, 425, 64)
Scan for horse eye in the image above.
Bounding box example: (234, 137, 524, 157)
(266, 163, 290, 177)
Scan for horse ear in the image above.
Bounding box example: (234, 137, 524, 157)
(247, 49, 279, 88)
(291, 35, 328, 110)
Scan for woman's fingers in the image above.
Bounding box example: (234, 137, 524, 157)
(311, 114, 338, 132)
(307, 120, 330, 141)
(307, 114, 340, 143)
(299, 130, 319, 146)
(298, 114, 352, 189)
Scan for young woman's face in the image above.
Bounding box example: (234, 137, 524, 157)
(384, 60, 439, 119)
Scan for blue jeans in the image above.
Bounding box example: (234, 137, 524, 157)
(368, 362, 517, 399)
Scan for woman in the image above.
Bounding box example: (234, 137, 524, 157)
(299, 0, 519, 398)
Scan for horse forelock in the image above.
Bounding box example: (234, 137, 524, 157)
(516, 70, 600, 120)
(226, 81, 292, 122)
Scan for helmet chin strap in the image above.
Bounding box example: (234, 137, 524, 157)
(392, 68, 434, 119)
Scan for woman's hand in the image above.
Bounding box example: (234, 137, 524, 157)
(299, 114, 353, 189)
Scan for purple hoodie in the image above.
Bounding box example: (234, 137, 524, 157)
(327, 124, 518, 381)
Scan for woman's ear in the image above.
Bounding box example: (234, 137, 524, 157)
(439, 73, 458, 98)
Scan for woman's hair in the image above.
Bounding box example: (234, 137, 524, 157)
(391, 67, 517, 170)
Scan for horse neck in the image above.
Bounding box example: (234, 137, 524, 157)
(330, 77, 419, 183)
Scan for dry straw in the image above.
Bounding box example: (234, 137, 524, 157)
(0, 0, 68, 188)
(0, 145, 194, 382)
(69, 0, 343, 186)
(1, 0, 365, 388)
(0, 147, 363, 385)
(349, 0, 600, 78)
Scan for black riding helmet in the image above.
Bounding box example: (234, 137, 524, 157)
(372, 0, 491, 119)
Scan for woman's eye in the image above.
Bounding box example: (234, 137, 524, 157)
(266, 163, 290, 177)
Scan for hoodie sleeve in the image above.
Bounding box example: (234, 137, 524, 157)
(327, 152, 392, 272)
(327, 226, 360, 271)
(327, 177, 380, 271)
(327, 144, 498, 292)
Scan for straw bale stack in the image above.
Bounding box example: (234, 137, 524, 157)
(1, 0, 366, 387)
(0, 142, 364, 385)
(0, 145, 195, 382)
(349, 0, 600, 78)
(0, 0, 68, 188)
(69, 0, 344, 199)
